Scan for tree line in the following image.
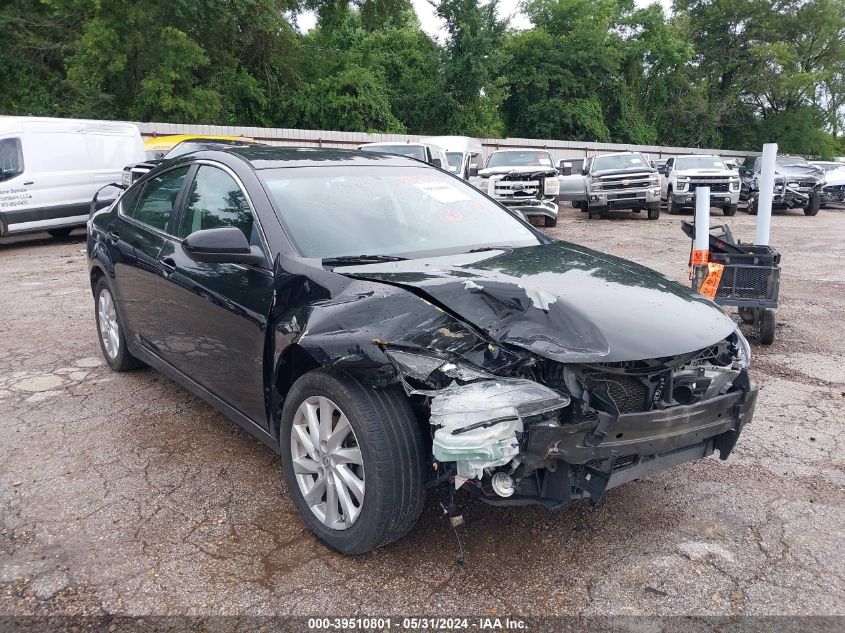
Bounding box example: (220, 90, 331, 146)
(1, 0, 843, 156)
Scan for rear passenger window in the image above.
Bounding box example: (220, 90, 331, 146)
(130, 166, 189, 232)
(0, 138, 24, 183)
(177, 165, 255, 242)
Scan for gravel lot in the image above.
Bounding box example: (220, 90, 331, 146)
(1, 205, 843, 623)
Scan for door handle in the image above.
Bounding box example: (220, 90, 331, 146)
(106, 230, 120, 245)
(160, 257, 176, 276)
(23, 181, 34, 185)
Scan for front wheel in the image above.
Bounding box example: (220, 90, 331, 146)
(279, 369, 427, 555)
(647, 206, 660, 220)
(544, 215, 558, 227)
(747, 195, 758, 215)
(804, 192, 820, 216)
(724, 205, 737, 216)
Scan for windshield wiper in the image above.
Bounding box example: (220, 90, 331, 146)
(322, 254, 408, 266)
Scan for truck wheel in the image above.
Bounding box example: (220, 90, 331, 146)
(804, 192, 820, 216)
(578, 201, 588, 212)
(647, 206, 660, 220)
(279, 369, 427, 555)
(544, 215, 558, 227)
(723, 205, 737, 216)
(746, 196, 758, 215)
(666, 191, 677, 215)
(759, 309, 775, 345)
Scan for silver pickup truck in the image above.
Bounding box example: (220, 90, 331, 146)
(475, 149, 560, 227)
(557, 152, 662, 220)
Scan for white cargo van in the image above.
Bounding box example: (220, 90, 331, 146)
(0, 117, 144, 237)
(357, 141, 449, 170)
(421, 136, 483, 180)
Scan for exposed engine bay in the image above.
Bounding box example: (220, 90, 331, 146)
(382, 331, 756, 508)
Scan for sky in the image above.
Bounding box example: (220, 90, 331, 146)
(297, 1, 673, 40)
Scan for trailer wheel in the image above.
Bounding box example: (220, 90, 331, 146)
(738, 307, 756, 324)
(804, 192, 820, 216)
(759, 309, 775, 345)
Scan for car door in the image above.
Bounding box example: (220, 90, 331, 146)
(107, 165, 191, 353)
(661, 158, 674, 199)
(156, 162, 275, 427)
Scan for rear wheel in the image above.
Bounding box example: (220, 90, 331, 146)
(759, 309, 775, 345)
(93, 277, 143, 371)
(804, 192, 820, 216)
(279, 369, 427, 555)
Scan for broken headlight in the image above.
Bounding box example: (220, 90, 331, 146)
(733, 327, 752, 368)
(383, 349, 490, 385)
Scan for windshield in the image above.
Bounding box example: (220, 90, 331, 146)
(487, 151, 553, 168)
(814, 163, 842, 173)
(675, 156, 727, 170)
(360, 144, 426, 161)
(261, 166, 541, 259)
(776, 156, 809, 166)
(591, 153, 649, 171)
(445, 152, 462, 173)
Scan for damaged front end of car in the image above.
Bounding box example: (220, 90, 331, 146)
(381, 330, 757, 509)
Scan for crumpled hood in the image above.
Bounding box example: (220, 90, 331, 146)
(775, 164, 824, 180)
(479, 166, 557, 178)
(337, 241, 737, 363)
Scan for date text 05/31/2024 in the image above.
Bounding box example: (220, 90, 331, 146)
(307, 618, 528, 630)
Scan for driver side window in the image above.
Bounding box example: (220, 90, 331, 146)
(177, 165, 259, 247)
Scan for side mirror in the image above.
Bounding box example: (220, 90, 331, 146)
(581, 167, 589, 176)
(182, 227, 265, 266)
(431, 158, 443, 169)
(561, 163, 573, 176)
(468, 163, 479, 177)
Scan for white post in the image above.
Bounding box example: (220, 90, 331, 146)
(694, 186, 711, 252)
(755, 143, 777, 246)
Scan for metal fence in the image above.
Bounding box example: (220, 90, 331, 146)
(133, 121, 759, 163)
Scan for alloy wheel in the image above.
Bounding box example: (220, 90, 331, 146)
(98, 289, 120, 360)
(290, 396, 365, 530)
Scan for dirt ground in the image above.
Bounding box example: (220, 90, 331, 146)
(1, 204, 843, 624)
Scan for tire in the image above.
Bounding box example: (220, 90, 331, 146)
(759, 309, 775, 345)
(723, 205, 737, 216)
(747, 195, 758, 215)
(666, 190, 677, 215)
(279, 369, 427, 555)
(47, 228, 73, 238)
(647, 206, 660, 220)
(804, 192, 820, 216)
(544, 215, 558, 227)
(586, 203, 601, 219)
(93, 277, 143, 371)
(738, 307, 756, 324)
(578, 201, 588, 212)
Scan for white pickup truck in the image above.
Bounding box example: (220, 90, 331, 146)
(660, 154, 741, 216)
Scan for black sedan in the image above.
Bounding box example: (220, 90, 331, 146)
(87, 147, 757, 554)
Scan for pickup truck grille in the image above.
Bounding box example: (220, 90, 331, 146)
(688, 177, 731, 193)
(599, 172, 653, 190)
(493, 180, 541, 198)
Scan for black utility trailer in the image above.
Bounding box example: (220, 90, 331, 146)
(682, 221, 781, 345)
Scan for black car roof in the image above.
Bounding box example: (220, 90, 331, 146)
(222, 146, 425, 169)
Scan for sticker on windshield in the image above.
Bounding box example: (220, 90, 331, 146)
(630, 157, 643, 164)
(538, 154, 552, 166)
(413, 180, 471, 204)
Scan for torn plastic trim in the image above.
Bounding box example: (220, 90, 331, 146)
(417, 379, 570, 483)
